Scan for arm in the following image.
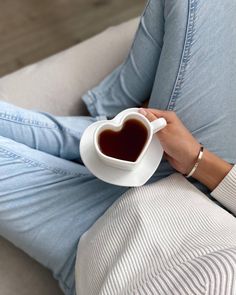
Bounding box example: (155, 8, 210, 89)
(139, 108, 236, 214)
(189, 148, 236, 216)
(191, 149, 233, 191)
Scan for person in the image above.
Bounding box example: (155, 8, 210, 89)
(0, 0, 236, 294)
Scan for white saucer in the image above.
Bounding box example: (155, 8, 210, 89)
(80, 108, 164, 187)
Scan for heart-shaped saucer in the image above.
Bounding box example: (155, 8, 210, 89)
(80, 108, 164, 187)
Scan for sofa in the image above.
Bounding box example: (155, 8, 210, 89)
(0, 18, 139, 295)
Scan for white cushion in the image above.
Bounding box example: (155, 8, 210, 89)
(0, 18, 139, 116)
(0, 18, 138, 295)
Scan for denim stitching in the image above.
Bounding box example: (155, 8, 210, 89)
(0, 112, 58, 129)
(0, 147, 88, 177)
(167, 0, 198, 111)
(0, 112, 85, 136)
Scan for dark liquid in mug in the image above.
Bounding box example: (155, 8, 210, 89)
(98, 119, 148, 162)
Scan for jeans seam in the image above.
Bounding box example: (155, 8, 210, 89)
(0, 147, 88, 177)
(167, 0, 198, 111)
(0, 112, 58, 129)
(0, 112, 87, 136)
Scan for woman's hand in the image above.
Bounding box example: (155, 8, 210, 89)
(139, 108, 201, 175)
(139, 108, 233, 190)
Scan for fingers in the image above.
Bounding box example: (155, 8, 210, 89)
(148, 109, 175, 122)
(139, 108, 176, 123)
(139, 108, 157, 122)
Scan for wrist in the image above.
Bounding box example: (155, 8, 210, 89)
(191, 149, 233, 191)
(185, 145, 204, 178)
(185, 143, 202, 175)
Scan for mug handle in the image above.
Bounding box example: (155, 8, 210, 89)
(150, 118, 167, 134)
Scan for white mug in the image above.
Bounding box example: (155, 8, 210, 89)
(94, 112, 167, 170)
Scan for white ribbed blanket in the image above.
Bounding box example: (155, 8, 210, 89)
(76, 166, 236, 295)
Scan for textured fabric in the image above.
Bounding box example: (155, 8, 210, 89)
(212, 166, 236, 216)
(76, 167, 236, 295)
(0, 101, 106, 163)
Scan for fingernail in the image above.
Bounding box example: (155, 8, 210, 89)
(139, 108, 147, 116)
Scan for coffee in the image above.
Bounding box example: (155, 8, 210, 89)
(98, 119, 148, 162)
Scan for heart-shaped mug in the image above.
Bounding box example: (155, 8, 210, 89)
(94, 112, 167, 171)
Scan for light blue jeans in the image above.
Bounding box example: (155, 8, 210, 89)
(1, 0, 236, 294)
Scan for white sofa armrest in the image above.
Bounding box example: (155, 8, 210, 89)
(0, 18, 139, 116)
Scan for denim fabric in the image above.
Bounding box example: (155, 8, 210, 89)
(82, 0, 164, 119)
(1, 0, 236, 295)
(0, 102, 128, 295)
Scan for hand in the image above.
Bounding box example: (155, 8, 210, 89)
(139, 108, 201, 175)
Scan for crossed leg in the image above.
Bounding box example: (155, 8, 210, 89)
(1, 1, 236, 295)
